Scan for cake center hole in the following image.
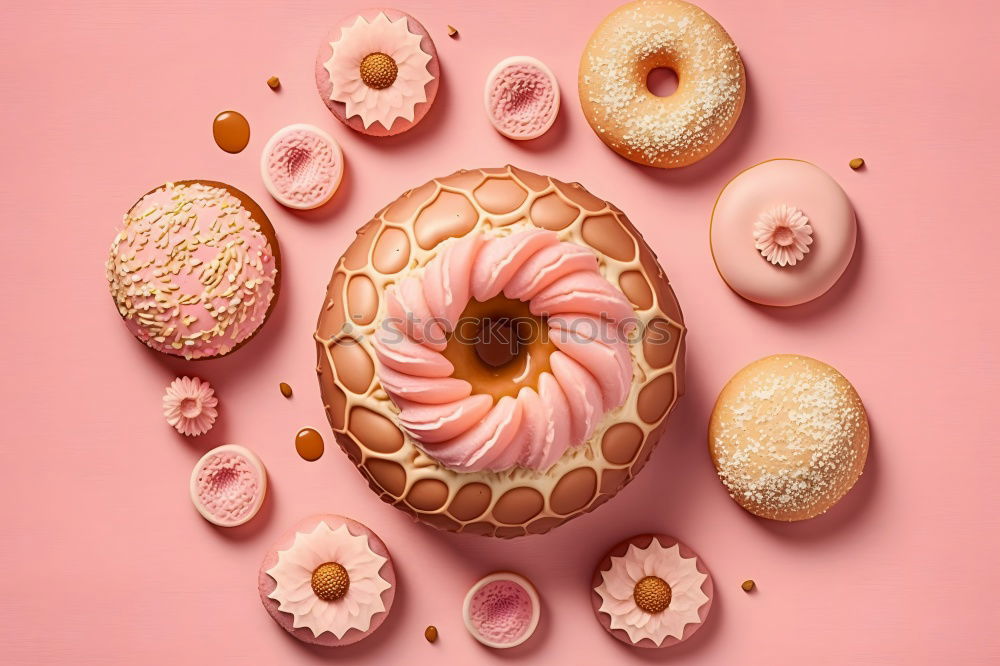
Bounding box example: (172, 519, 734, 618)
(311, 562, 350, 601)
(647, 67, 679, 97)
(474, 315, 523, 368)
(633, 575, 672, 614)
(441, 295, 555, 400)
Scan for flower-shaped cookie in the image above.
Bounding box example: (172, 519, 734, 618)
(591, 534, 713, 648)
(259, 515, 396, 646)
(320, 11, 436, 133)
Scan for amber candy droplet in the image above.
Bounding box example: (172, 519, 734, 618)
(742, 579, 756, 592)
(212, 110, 250, 154)
(849, 157, 865, 170)
(279, 382, 292, 398)
(424, 625, 438, 642)
(266, 76, 280, 90)
(296, 427, 324, 461)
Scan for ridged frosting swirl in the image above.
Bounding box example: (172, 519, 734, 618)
(373, 229, 635, 472)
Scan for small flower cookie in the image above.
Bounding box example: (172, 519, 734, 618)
(258, 515, 396, 646)
(591, 534, 713, 648)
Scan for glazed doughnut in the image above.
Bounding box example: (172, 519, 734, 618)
(578, 0, 745, 168)
(314, 166, 686, 538)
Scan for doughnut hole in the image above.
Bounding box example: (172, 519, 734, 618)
(646, 67, 679, 97)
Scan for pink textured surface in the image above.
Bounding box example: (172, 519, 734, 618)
(468, 579, 533, 644)
(1, 1, 998, 664)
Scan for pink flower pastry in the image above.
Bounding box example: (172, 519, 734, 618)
(106, 181, 280, 359)
(260, 124, 344, 210)
(753, 203, 813, 267)
(258, 515, 396, 646)
(463, 572, 541, 649)
(315, 9, 439, 136)
(190, 444, 267, 527)
(163, 376, 218, 436)
(591, 534, 713, 648)
(484, 56, 560, 140)
(372, 228, 636, 473)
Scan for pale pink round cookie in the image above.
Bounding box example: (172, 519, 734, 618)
(462, 572, 540, 649)
(315, 8, 440, 137)
(189, 445, 267, 527)
(260, 124, 343, 210)
(591, 534, 713, 649)
(710, 159, 857, 307)
(258, 514, 396, 647)
(484, 56, 560, 140)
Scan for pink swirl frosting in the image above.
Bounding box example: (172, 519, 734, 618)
(373, 229, 635, 473)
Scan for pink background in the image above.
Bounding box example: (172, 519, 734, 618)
(2, 0, 998, 663)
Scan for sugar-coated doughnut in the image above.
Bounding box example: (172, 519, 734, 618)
(106, 180, 280, 360)
(579, 0, 745, 168)
(462, 572, 541, 649)
(189, 445, 267, 527)
(711, 159, 857, 307)
(709, 355, 869, 521)
(591, 534, 713, 648)
(315, 9, 440, 136)
(260, 123, 343, 210)
(258, 514, 396, 646)
(484, 56, 560, 140)
(314, 166, 687, 538)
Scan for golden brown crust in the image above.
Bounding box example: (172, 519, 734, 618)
(578, 0, 746, 168)
(315, 166, 685, 537)
(708, 354, 869, 521)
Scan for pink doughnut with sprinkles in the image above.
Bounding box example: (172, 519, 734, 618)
(484, 56, 560, 140)
(261, 124, 344, 210)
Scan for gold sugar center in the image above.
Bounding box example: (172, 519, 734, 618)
(360, 52, 398, 89)
(633, 575, 671, 614)
(311, 562, 350, 601)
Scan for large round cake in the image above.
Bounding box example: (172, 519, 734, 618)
(315, 166, 685, 537)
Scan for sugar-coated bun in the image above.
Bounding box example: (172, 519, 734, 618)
(106, 180, 280, 360)
(709, 355, 869, 521)
(579, 0, 745, 168)
(711, 159, 857, 307)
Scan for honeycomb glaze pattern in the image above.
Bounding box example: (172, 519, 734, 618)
(315, 166, 686, 537)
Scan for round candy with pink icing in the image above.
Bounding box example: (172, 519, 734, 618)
(260, 123, 343, 210)
(463, 572, 541, 649)
(484, 56, 560, 140)
(315, 9, 440, 137)
(710, 159, 857, 307)
(591, 534, 713, 648)
(189, 444, 267, 527)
